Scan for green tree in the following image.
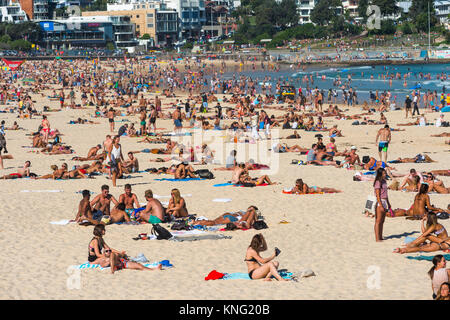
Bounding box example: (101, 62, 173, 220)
(372, 0, 400, 17)
(357, 0, 370, 23)
(276, 0, 299, 29)
(141, 33, 151, 40)
(409, 0, 438, 32)
(310, 0, 341, 26)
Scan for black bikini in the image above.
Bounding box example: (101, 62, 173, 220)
(245, 257, 259, 279)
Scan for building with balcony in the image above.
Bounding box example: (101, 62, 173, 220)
(435, 0, 450, 25)
(165, 0, 206, 39)
(83, 2, 179, 46)
(202, 0, 236, 37)
(296, 0, 315, 24)
(38, 15, 137, 49)
(0, 0, 28, 22)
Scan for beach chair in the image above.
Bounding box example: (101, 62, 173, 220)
(364, 195, 377, 215)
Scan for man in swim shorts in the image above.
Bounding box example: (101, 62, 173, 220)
(375, 125, 391, 163)
(118, 184, 140, 220)
(137, 189, 166, 224)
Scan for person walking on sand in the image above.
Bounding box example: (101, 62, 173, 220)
(107, 108, 115, 133)
(375, 124, 391, 163)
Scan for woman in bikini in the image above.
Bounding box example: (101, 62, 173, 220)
(191, 206, 258, 229)
(106, 249, 162, 274)
(291, 178, 341, 194)
(393, 213, 450, 254)
(373, 168, 391, 241)
(41, 115, 50, 145)
(88, 224, 125, 266)
(245, 234, 287, 281)
(167, 188, 188, 218)
(389, 183, 442, 218)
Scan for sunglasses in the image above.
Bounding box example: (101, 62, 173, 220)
(105, 250, 111, 253)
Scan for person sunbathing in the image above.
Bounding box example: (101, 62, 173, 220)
(389, 154, 435, 164)
(272, 143, 308, 153)
(389, 175, 420, 192)
(427, 179, 450, 194)
(166, 188, 188, 218)
(191, 206, 258, 229)
(393, 213, 450, 254)
(244, 233, 287, 281)
(431, 133, 450, 137)
(41, 145, 73, 155)
(291, 178, 341, 194)
(361, 156, 392, 171)
(32, 134, 46, 148)
(397, 118, 420, 126)
(33, 164, 66, 180)
(1, 161, 34, 179)
(235, 164, 275, 186)
(429, 170, 450, 177)
(72, 145, 104, 161)
(389, 184, 443, 218)
(137, 135, 170, 144)
(106, 250, 162, 274)
(283, 131, 301, 139)
(329, 125, 343, 137)
(174, 162, 197, 179)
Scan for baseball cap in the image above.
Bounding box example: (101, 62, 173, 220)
(351, 146, 357, 150)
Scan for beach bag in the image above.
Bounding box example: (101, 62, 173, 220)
(253, 221, 268, 230)
(171, 222, 191, 231)
(151, 224, 173, 240)
(195, 169, 214, 179)
(437, 212, 449, 220)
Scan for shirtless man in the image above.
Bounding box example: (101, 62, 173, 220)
(139, 108, 147, 136)
(118, 184, 140, 219)
(107, 108, 115, 133)
(75, 189, 94, 223)
(1, 161, 32, 179)
(122, 152, 139, 173)
(73, 144, 104, 161)
(238, 166, 275, 186)
(173, 107, 183, 134)
(231, 163, 245, 184)
(103, 135, 113, 163)
(90, 185, 119, 218)
(137, 189, 165, 224)
(34, 164, 66, 180)
(375, 125, 391, 163)
(339, 146, 361, 168)
(398, 169, 423, 190)
(174, 162, 197, 179)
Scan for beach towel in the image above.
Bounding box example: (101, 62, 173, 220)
(205, 270, 225, 280)
(154, 178, 204, 182)
(213, 198, 232, 202)
(70, 259, 173, 270)
(169, 234, 232, 242)
(21, 189, 64, 193)
(406, 254, 450, 261)
(50, 219, 74, 225)
(213, 182, 234, 187)
(211, 270, 294, 281)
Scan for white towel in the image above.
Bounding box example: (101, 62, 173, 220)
(50, 219, 74, 225)
(22, 190, 64, 193)
(213, 198, 232, 203)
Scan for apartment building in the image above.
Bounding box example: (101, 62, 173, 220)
(0, 0, 28, 22)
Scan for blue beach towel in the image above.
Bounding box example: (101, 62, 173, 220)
(213, 182, 235, 187)
(70, 260, 173, 270)
(406, 254, 450, 261)
(223, 270, 294, 280)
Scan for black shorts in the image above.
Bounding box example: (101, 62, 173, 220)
(150, 118, 156, 124)
(109, 118, 114, 123)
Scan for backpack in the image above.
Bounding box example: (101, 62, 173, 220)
(195, 169, 214, 179)
(151, 224, 173, 240)
(253, 220, 268, 230)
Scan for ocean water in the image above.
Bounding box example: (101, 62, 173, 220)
(224, 63, 450, 103)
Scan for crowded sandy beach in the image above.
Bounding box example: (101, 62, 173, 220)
(0, 55, 449, 300)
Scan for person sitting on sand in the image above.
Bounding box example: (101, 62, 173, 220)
(192, 206, 259, 229)
(174, 162, 197, 179)
(87, 224, 126, 265)
(166, 188, 188, 218)
(393, 213, 450, 254)
(136, 189, 166, 224)
(236, 164, 275, 186)
(90, 185, 119, 218)
(118, 184, 140, 219)
(244, 233, 287, 281)
(423, 173, 450, 194)
(105, 249, 162, 274)
(122, 152, 139, 173)
(389, 183, 443, 218)
(329, 125, 342, 137)
(305, 144, 338, 166)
